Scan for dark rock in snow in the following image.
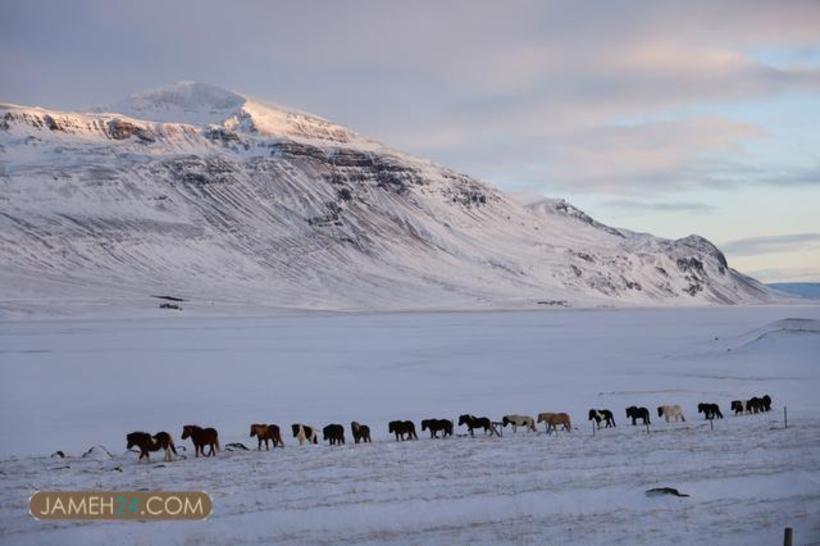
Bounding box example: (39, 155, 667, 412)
(646, 487, 690, 498)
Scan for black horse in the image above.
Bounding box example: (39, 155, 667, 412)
(588, 409, 616, 429)
(421, 419, 453, 438)
(746, 397, 764, 414)
(458, 414, 492, 436)
(731, 400, 744, 415)
(697, 403, 723, 420)
(626, 406, 651, 425)
(388, 420, 418, 441)
(322, 424, 345, 446)
(761, 394, 772, 412)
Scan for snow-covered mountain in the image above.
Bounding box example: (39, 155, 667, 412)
(0, 82, 776, 314)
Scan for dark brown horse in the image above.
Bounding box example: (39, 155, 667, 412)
(126, 431, 177, 462)
(421, 419, 453, 438)
(351, 421, 372, 444)
(388, 420, 417, 441)
(181, 425, 219, 457)
(458, 414, 492, 436)
(323, 424, 345, 446)
(626, 406, 651, 425)
(697, 403, 723, 420)
(250, 424, 284, 449)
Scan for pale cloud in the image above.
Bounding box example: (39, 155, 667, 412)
(722, 233, 820, 256)
(748, 267, 820, 283)
(603, 200, 718, 214)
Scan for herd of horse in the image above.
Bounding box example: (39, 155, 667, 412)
(126, 395, 774, 462)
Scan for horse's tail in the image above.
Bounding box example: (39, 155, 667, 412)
(169, 440, 177, 455)
(214, 436, 220, 452)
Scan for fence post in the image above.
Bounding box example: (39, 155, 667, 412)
(592, 421, 596, 437)
(784, 407, 788, 429)
(784, 527, 793, 546)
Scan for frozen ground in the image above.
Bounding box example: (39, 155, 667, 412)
(1, 306, 819, 544)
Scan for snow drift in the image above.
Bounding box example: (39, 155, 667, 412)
(0, 82, 777, 313)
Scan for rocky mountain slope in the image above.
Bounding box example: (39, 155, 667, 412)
(0, 82, 776, 314)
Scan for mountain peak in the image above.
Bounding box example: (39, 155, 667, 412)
(95, 81, 246, 125)
(93, 81, 364, 145)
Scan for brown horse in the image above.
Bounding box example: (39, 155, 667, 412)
(181, 425, 219, 457)
(126, 431, 177, 462)
(537, 412, 572, 434)
(250, 424, 284, 449)
(351, 421, 372, 444)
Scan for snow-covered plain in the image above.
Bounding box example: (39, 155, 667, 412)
(1, 306, 819, 544)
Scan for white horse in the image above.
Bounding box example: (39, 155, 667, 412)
(657, 405, 686, 423)
(291, 424, 318, 445)
(502, 414, 537, 432)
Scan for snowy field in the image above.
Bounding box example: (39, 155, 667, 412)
(1, 306, 819, 544)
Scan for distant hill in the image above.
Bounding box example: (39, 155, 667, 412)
(767, 283, 820, 300)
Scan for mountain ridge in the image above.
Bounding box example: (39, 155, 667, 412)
(0, 82, 779, 315)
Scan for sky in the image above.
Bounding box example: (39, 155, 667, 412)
(1, 0, 819, 282)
